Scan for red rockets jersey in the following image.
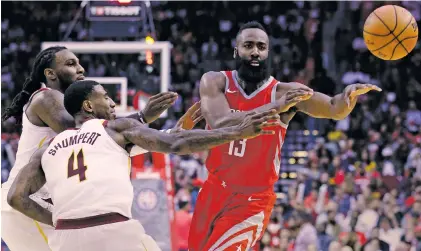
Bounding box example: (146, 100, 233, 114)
(205, 70, 287, 190)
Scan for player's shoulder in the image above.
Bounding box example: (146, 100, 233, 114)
(275, 81, 308, 92)
(31, 88, 63, 108)
(80, 118, 108, 130)
(200, 71, 226, 89)
(105, 117, 143, 133)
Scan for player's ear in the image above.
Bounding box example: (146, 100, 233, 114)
(44, 68, 57, 82)
(82, 100, 93, 113)
(233, 47, 237, 59)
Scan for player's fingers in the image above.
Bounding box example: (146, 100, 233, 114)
(193, 115, 204, 124)
(290, 84, 313, 92)
(251, 109, 277, 119)
(260, 121, 281, 128)
(287, 96, 305, 105)
(259, 130, 276, 135)
(262, 114, 280, 121)
(151, 92, 178, 104)
(149, 92, 167, 100)
(188, 101, 201, 113)
(191, 106, 202, 119)
(286, 90, 308, 99)
(364, 84, 382, 91)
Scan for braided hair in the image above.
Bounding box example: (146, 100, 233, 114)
(2, 46, 67, 123)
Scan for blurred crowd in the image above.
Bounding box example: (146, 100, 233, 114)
(2, 1, 421, 251)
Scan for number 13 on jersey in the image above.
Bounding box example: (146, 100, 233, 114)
(228, 139, 247, 157)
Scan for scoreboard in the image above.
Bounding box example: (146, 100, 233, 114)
(86, 0, 144, 22)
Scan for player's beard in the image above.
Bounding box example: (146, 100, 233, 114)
(57, 75, 75, 92)
(235, 55, 270, 84)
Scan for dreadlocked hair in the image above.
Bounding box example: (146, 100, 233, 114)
(2, 46, 67, 123)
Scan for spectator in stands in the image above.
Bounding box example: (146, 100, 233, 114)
(175, 198, 192, 251)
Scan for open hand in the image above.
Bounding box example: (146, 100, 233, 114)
(142, 92, 178, 123)
(344, 84, 382, 107)
(237, 110, 281, 139)
(174, 101, 204, 131)
(277, 87, 313, 113)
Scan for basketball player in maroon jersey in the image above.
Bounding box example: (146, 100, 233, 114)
(188, 21, 381, 251)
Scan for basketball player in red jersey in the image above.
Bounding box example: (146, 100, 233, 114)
(1, 46, 191, 251)
(189, 21, 382, 251)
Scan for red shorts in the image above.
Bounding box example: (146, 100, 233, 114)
(188, 177, 276, 251)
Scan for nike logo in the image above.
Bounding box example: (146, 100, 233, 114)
(226, 89, 237, 93)
(248, 196, 260, 201)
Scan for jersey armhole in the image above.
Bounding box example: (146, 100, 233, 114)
(48, 137, 55, 145)
(220, 71, 230, 93)
(24, 87, 51, 114)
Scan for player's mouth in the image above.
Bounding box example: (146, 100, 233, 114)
(77, 75, 85, 80)
(250, 60, 260, 66)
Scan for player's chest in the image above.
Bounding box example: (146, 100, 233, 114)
(225, 89, 273, 111)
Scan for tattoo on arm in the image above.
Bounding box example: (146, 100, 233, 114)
(7, 145, 53, 226)
(121, 125, 240, 155)
(34, 90, 75, 133)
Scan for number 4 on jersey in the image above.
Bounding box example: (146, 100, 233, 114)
(67, 149, 88, 182)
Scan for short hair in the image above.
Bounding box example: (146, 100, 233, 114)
(237, 21, 267, 38)
(64, 80, 100, 116)
(2, 46, 67, 123)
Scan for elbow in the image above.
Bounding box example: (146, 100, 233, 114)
(210, 117, 227, 129)
(331, 110, 350, 121)
(7, 189, 19, 209)
(331, 114, 347, 121)
(170, 139, 191, 155)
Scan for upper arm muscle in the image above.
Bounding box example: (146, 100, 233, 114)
(32, 90, 75, 133)
(8, 144, 48, 204)
(199, 72, 232, 128)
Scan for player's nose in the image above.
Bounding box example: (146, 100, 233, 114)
(109, 99, 116, 108)
(77, 64, 85, 74)
(251, 48, 259, 58)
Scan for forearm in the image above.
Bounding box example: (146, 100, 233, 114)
(211, 102, 278, 128)
(330, 92, 357, 120)
(122, 125, 241, 154)
(8, 195, 53, 226)
(125, 111, 147, 124)
(171, 127, 241, 154)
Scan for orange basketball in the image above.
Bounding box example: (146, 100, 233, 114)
(363, 5, 418, 60)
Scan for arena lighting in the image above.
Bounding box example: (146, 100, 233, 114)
(117, 0, 132, 4)
(146, 51, 153, 65)
(145, 36, 155, 44)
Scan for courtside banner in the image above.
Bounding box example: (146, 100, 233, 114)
(131, 179, 172, 251)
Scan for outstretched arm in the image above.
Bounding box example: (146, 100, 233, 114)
(200, 72, 312, 129)
(108, 111, 279, 155)
(34, 90, 178, 134)
(125, 92, 178, 123)
(7, 144, 53, 226)
(292, 82, 382, 120)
